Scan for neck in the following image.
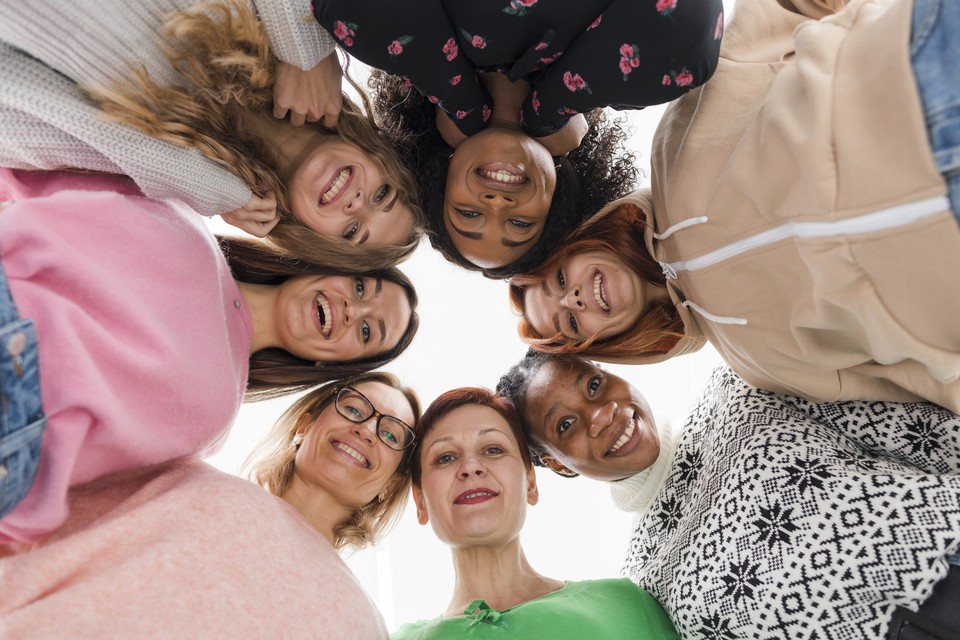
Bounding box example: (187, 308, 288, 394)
(237, 110, 330, 179)
(280, 476, 353, 547)
(444, 537, 564, 617)
(479, 72, 530, 131)
(237, 281, 279, 354)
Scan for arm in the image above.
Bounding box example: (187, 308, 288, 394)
(0, 43, 253, 219)
(310, 0, 489, 136)
(253, 0, 344, 127)
(522, 0, 724, 136)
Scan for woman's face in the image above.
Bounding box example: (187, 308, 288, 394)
(414, 404, 537, 548)
(522, 250, 646, 343)
(288, 138, 415, 247)
(521, 359, 659, 482)
(444, 128, 557, 269)
(274, 274, 411, 362)
(293, 380, 415, 508)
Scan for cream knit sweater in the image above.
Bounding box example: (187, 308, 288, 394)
(0, 0, 333, 216)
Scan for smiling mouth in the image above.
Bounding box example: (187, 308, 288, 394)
(593, 271, 610, 313)
(454, 488, 500, 504)
(333, 440, 369, 468)
(320, 167, 352, 205)
(315, 293, 332, 338)
(475, 163, 529, 191)
(605, 413, 638, 456)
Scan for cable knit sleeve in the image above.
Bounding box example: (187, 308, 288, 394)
(253, 0, 336, 70)
(0, 43, 250, 216)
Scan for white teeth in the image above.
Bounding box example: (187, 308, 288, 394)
(316, 293, 332, 337)
(320, 168, 350, 204)
(478, 169, 525, 184)
(463, 491, 492, 500)
(608, 418, 636, 454)
(335, 442, 367, 466)
(594, 272, 610, 312)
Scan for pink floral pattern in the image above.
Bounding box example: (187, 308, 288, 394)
(503, 0, 538, 16)
(460, 29, 489, 49)
(714, 12, 724, 39)
(332, 20, 357, 47)
(662, 68, 694, 87)
(562, 71, 591, 94)
(482, 104, 492, 122)
(557, 107, 578, 116)
(531, 90, 540, 113)
(450, 74, 462, 86)
(587, 15, 602, 30)
(619, 43, 641, 80)
(656, 0, 678, 15)
(442, 37, 459, 61)
(387, 35, 413, 57)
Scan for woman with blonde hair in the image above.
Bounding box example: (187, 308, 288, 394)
(244, 371, 421, 550)
(0, 0, 425, 271)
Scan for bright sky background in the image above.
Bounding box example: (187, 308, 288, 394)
(204, 4, 732, 628)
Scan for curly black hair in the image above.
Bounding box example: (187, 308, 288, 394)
(368, 69, 639, 280)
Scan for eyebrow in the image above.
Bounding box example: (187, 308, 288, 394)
(542, 368, 591, 433)
(425, 427, 509, 451)
(383, 191, 399, 213)
(502, 236, 535, 248)
(375, 278, 386, 347)
(449, 222, 483, 240)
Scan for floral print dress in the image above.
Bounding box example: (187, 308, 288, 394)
(312, 0, 724, 137)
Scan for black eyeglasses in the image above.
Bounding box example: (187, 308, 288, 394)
(335, 387, 416, 451)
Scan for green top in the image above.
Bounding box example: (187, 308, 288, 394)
(390, 578, 678, 640)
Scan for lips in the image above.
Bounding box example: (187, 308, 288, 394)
(332, 439, 370, 468)
(454, 488, 499, 505)
(593, 271, 610, 313)
(605, 411, 642, 457)
(475, 162, 528, 192)
(319, 166, 353, 206)
(314, 293, 333, 338)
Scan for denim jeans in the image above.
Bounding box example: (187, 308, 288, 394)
(911, 0, 960, 224)
(0, 255, 45, 519)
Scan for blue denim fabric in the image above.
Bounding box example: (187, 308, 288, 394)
(0, 256, 46, 519)
(911, 0, 960, 224)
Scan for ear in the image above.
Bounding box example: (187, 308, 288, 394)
(525, 463, 540, 506)
(539, 453, 579, 478)
(412, 485, 429, 526)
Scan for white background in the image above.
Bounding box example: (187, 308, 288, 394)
(204, 5, 732, 626)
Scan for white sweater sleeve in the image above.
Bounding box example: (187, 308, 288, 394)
(0, 43, 250, 216)
(253, 0, 336, 70)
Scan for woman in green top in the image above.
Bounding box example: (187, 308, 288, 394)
(392, 387, 678, 640)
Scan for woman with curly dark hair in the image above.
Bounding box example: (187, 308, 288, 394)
(312, 0, 724, 277)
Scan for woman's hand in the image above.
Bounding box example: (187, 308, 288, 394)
(436, 107, 469, 148)
(220, 192, 279, 237)
(536, 113, 588, 157)
(273, 54, 343, 128)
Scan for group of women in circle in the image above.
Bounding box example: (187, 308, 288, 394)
(1, 0, 959, 638)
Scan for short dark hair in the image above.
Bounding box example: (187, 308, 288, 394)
(412, 387, 532, 486)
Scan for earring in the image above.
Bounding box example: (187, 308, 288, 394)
(292, 433, 303, 448)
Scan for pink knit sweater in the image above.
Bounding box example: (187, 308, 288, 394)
(0, 169, 252, 543)
(0, 458, 389, 639)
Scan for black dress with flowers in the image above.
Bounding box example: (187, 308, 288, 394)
(312, 0, 724, 137)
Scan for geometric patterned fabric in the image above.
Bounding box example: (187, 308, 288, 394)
(623, 366, 960, 639)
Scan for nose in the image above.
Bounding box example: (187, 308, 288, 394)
(480, 192, 517, 207)
(588, 400, 618, 438)
(351, 420, 377, 445)
(341, 296, 372, 327)
(344, 188, 368, 214)
(457, 454, 486, 479)
(561, 285, 585, 310)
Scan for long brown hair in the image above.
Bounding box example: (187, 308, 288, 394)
(219, 236, 419, 401)
(242, 372, 421, 551)
(86, 0, 425, 271)
(509, 203, 684, 360)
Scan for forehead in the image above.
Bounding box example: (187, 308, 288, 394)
(352, 381, 414, 422)
(427, 403, 515, 441)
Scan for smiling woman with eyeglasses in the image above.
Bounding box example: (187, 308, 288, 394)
(244, 372, 420, 550)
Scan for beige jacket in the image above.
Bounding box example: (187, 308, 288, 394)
(621, 0, 960, 412)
